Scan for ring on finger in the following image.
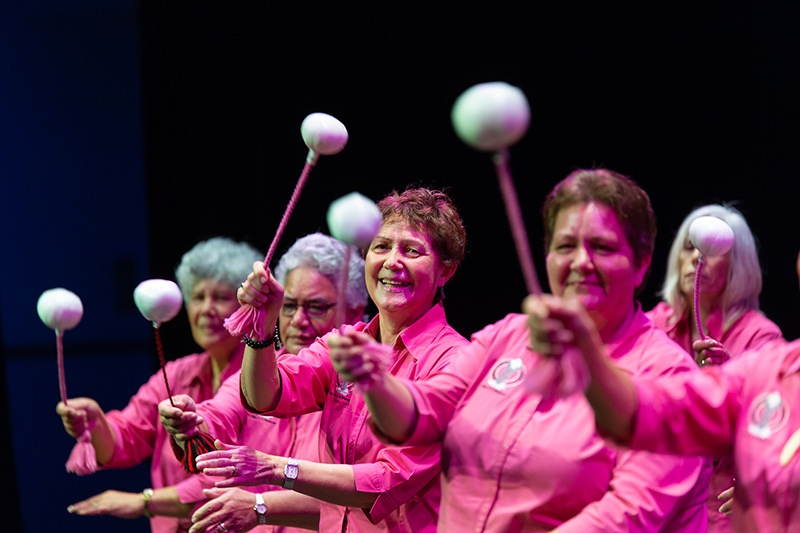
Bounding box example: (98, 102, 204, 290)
(231, 465, 237, 477)
(219, 523, 228, 533)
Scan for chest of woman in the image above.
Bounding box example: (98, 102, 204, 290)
(733, 369, 800, 531)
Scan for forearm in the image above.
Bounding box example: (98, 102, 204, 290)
(363, 374, 417, 443)
(263, 491, 321, 530)
(150, 487, 195, 518)
(90, 412, 118, 465)
(240, 340, 282, 412)
(291, 460, 378, 509)
(580, 335, 637, 442)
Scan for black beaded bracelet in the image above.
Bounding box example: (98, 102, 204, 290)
(243, 326, 280, 350)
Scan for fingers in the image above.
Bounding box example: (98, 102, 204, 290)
(718, 486, 735, 499)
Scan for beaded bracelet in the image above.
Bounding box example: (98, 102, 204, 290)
(243, 326, 281, 349)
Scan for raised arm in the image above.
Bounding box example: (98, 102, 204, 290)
(523, 294, 638, 442)
(238, 261, 284, 412)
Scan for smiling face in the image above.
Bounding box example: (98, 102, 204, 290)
(187, 279, 241, 356)
(678, 238, 730, 308)
(365, 218, 453, 329)
(279, 266, 341, 355)
(546, 201, 650, 339)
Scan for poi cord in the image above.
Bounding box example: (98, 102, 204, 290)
(153, 325, 175, 407)
(58, 329, 98, 475)
(224, 160, 314, 339)
(693, 257, 707, 341)
(493, 149, 542, 296)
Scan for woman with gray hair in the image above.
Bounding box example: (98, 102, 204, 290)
(58, 237, 261, 533)
(646, 205, 782, 533)
(648, 204, 782, 367)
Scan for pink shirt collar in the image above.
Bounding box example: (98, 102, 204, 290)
(183, 345, 245, 387)
(364, 302, 449, 361)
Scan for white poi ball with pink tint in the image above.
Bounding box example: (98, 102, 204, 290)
(689, 216, 735, 257)
(133, 279, 183, 327)
(327, 192, 383, 249)
(37, 288, 84, 332)
(301, 113, 348, 164)
(451, 82, 530, 152)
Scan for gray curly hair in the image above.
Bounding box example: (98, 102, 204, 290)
(275, 233, 368, 310)
(175, 237, 262, 302)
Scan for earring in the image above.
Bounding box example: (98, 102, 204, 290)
(438, 285, 446, 301)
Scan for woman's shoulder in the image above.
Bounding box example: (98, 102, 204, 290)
(645, 302, 678, 328)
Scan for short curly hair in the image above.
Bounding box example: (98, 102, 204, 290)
(542, 169, 656, 297)
(376, 188, 466, 271)
(175, 237, 262, 302)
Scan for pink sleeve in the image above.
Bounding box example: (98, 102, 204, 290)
(401, 333, 489, 446)
(102, 369, 167, 468)
(175, 473, 217, 503)
(557, 450, 710, 533)
(631, 358, 747, 457)
(196, 372, 247, 445)
(353, 442, 442, 523)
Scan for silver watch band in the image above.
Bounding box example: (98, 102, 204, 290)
(283, 457, 299, 490)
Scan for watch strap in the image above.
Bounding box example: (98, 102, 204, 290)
(142, 488, 154, 519)
(254, 493, 267, 525)
(283, 457, 299, 490)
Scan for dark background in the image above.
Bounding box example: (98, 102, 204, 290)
(2, 2, 799, 531)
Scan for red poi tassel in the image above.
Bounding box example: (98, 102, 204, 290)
(153, 326, 218, 475)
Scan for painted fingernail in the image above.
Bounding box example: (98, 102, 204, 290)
(261, 276, 267, 283)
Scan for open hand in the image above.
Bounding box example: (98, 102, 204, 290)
(67, 490, 144, 519)
(196, 440, 282, 488)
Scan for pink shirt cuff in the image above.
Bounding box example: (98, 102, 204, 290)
(352, 463, 399, 524)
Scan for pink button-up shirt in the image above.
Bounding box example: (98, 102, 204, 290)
(248, 303, 468, 532)
(173, 351, 321, 533)
(632, 338, 800, 532)
(647, 302, 783, 532)
(98, 349, 243, 533)
(402, 308, 710, 532)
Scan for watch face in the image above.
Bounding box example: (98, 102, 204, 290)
(286, 465, 299, 479)
(256, 502, 267, 514)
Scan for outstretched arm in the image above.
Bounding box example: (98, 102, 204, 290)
(329, 331, 417, 443)
(523, 295, 638, 442)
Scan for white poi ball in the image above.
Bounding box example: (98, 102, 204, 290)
(451, 82, 530, 152)
(133, 279, 183, 326)
(688, 216, 735, 257)
(37, 288, 84, 332)
(301, 113, 349, 156)
(327, 192, 383, 249)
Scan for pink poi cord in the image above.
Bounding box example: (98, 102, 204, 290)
(693, 256, 707, 341)
(493, 150, 542, 296)
(225, 160, 315, 340)
(492, 150, 589, 397)
(57, 330, 98, 475)
(335, 246, 352, 329)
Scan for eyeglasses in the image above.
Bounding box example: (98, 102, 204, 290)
(280, 301, 338, 319)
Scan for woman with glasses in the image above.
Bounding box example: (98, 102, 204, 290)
(157, 232, 370, 533)
(188, 188, 469, 533)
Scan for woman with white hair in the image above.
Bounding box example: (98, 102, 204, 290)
(647, 205, 783, 533)
(648, 204, 782, 368)
(58, 237, 261, 533)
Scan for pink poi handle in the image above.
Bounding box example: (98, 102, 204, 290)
(224, 160, 314, 339)
(335, 246, 352, 329)
(493, 149, 542, 296)
(693, 256, 707, 341)
(56, 330, 69, 404)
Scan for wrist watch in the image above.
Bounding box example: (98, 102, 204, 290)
(142, 488, 154, 519)
(283, 457, 299, 490)
(254, 493, 267, 525)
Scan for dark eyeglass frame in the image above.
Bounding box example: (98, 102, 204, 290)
(280, 300, 338, 319)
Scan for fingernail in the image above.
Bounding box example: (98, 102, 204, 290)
(261, 276, 267, 283)
(67, 506, 74, 513)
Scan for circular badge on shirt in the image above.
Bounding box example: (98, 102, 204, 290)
(486, 358, 526, 391)
(747, 391, 789, 440)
